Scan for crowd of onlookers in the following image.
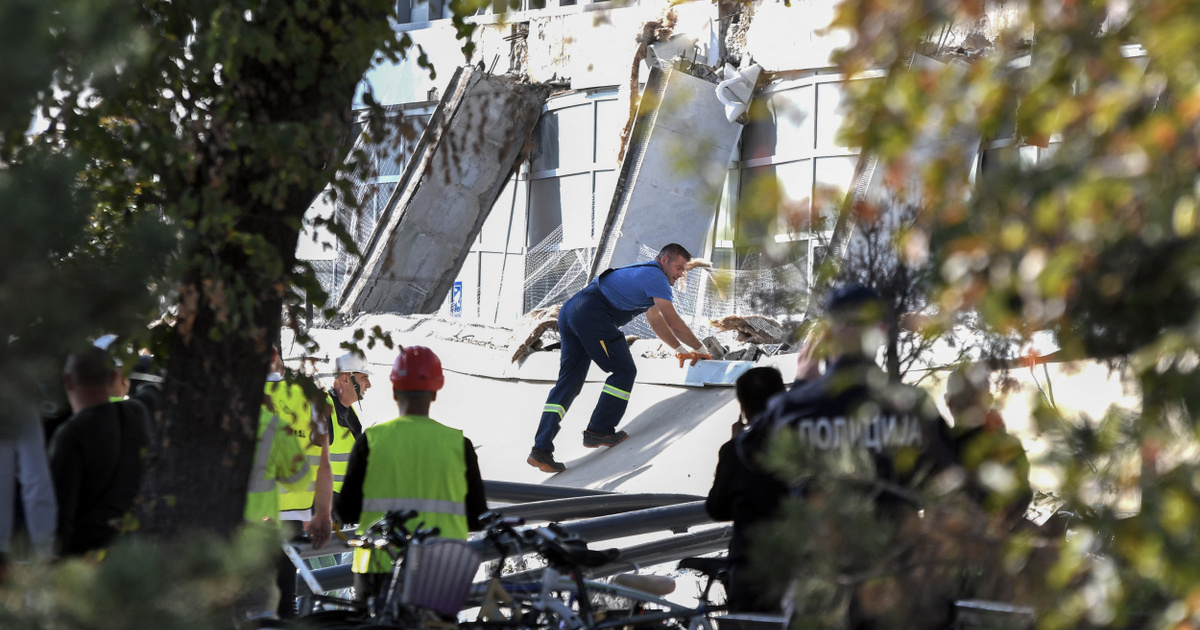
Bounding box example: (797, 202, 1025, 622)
(0, 337, 484, 622)
(1, 340, 163, 579)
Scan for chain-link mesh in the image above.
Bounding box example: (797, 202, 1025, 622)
(522, 225, 596, 313)
(621, 245, 808, 343)
(310, 259, 336, 300)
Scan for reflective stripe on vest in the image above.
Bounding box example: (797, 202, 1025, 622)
(361, 497, 466, 516)
(246, 412, 281, 494)
(326, 394, 357, 493)
(352, 415, 468, 574)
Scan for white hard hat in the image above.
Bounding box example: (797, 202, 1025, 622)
(335, 352, 372, 375)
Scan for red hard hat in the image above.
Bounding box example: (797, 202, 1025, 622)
(390, 346, 444, 393)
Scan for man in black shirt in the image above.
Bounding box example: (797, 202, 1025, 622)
(705, 366, 788, 613)
(49, 346, 151, 556)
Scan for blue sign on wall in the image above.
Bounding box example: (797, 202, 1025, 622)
(451, 281, 463, 318)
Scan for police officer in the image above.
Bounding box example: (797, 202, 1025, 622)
(335, 346, 487, 603)
(528, 243, 711, 473)
(734, 283, 958, 625)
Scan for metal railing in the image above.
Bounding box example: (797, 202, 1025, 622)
(300, 482, 719, 592)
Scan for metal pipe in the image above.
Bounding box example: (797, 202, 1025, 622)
(308, 501, 718, 592)
(553, 501, 713, 541)
(495, 526, 731, 582)
(495, 493, 704, 522)
(485, 480, 614, 503)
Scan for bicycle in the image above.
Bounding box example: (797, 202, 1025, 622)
(273, 508, 477, 629)
(464, 513, 723, 630)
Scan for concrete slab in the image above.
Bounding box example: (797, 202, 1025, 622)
(339, 66, 550, 317)
(591, 64, 743, 276)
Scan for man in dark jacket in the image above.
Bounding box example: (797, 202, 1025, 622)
(50, 346, 151, 556)
(705, 366, 788, 612)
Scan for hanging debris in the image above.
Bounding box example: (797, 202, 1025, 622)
(508, 304, 561, 363)
(708, 314, 786, 344)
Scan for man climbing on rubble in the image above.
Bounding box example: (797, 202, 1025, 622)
(528, 243, 711, 473)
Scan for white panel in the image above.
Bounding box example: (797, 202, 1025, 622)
(814, 155, 857, 226)
(775, 160, 814, 233)
(532, 104, 594, 173)
(815, 82, 850, 149)
(592, 169, 617, 242)
(773, 85, 815, 156)
(557, 173, 594, 248)
(776, 160, 813, 204)
(595, 99, 622, 167)
(478, 176, 519, 250)
(497, 251, 526, 323)
(507, 178, 528, 254)
(527, 178, 563, 247)
(477, 251, 504, 323)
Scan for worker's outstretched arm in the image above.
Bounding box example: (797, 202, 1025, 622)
(650, 298, 703, 350)
(306, 436, 333, 549)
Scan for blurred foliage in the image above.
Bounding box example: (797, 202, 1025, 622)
(736, 0, 1200, 627)
(0, 0, 490, 537)
(0, 527, 277, 630)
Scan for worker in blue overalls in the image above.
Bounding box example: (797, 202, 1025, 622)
(528, 243, 711, 473)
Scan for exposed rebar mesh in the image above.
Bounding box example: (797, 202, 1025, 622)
(522, 225, 596, 313)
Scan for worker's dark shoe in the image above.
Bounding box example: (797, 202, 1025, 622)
(527, 448, 566, 473)
(583, 430, 628, 448)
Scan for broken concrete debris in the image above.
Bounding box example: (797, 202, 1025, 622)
(508, 304, 561, 363)
(504, 307, 790, 364)
(338, 66, 551, 319)
(708, 314, 786, 345)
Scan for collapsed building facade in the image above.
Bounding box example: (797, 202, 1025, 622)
(296, 0, 1136, 351)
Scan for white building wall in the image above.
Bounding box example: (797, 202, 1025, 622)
(320, 0, 1051, 326)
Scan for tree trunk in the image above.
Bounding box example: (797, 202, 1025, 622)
(135, 0, 403, 537)
(141, 306, 278, 537)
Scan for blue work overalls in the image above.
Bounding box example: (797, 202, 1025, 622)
(532, 263, 659, 452)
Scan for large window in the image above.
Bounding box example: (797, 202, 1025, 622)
(719, 73, 867, 256)
(443, 88, 622, 322)
(527, 90, 621, 250)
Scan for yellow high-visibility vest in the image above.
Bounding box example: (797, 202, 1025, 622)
(325, 394, 357, 495)
(264, 381, 317, 513)
(243, 408, 309, 524)
(352, 415, 467, 574)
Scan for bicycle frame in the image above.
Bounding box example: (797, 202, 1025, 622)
(473, 565, 718, 630)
